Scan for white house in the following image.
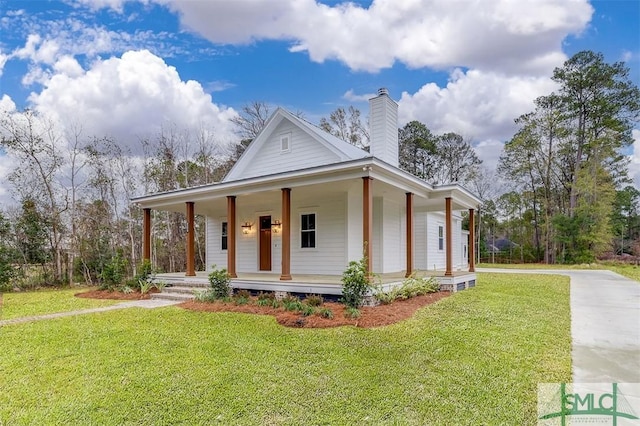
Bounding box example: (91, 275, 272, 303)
(132, 89, 480, 297)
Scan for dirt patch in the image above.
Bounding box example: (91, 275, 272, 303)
(179, 292, 451, 328)
(75, 289, 158, 300)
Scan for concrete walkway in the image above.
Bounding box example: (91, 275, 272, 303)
(478, 268, 640, 384)
(0, 299, 180, 326)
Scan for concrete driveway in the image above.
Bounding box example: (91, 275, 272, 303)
(478, 268, 640, 384)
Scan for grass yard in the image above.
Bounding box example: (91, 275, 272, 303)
(0, 287, 120, 320)
(0, 273, 571, 425)
(478, 262, 640, 282)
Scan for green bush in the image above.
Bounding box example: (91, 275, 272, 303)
(341, 257, 372, 309)
(305, 294, 324, 307)
(374, 275, 439, 304)
(208, 265, 231, 299)
(282, 295, 303, 311)
(0, 246, 16, 292)
(318, 307, 334, 319)
(100, 252, 127, 290)
(194, 290, 216, 302)
(345, 307, 361, 319)
(301, 304, 316, 317)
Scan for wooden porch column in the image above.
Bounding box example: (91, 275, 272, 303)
(142, 208, 151, 262)
(280, 188, 292, 280)
(405, 193, 413, 278)
(468, 208, 476, 272)
(185, 202, 195, 276)
(445, 197, 453, 277)
(363, 177, 373, 275)
(227, 196, 237, 278)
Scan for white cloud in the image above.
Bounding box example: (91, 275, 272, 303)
(159, 0, 592, 74)
(629, 129, 640, 189)
(397, 68, 559, 142)
(0, 94, 17, 114)
(343, 89, 377, 103)
(28, 50, 238, 150)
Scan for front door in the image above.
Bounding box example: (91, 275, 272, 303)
(259, 215, 272, 271)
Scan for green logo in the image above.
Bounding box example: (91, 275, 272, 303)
(538, 383, 639, 425)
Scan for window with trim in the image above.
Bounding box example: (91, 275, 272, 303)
(301, 213, 316, 248)
(280, 133, 291, 153)
(221, 222, 228, 250)
(438, 225, 444, 251)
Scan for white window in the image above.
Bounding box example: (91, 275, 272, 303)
(438, 225, 444, 251)
(301, 213, 316, 248)
(280, 133, 291, 153)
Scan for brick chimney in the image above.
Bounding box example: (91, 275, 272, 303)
(369, 88, 398, 167)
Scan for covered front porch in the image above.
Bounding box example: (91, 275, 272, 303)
(151, 269, 477, 301)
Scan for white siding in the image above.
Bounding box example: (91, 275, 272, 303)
(346, 185, 363, 263)
(426, 212, 446, 270)
(236, 121, 340, 180)
(414, 211, 428, 270)
(382, 198, 404, 273)
(372, 198, 383, 273)
(206, 216, 230, 272)
(291, 197, 347, 274)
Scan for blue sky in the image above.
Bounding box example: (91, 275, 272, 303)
(0, 0, 639, 194)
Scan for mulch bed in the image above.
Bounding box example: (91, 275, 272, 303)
(75, 289, 158, 300)
(180, 291, 451, 328)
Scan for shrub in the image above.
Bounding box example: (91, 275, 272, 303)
(305, 294, 324, 307)
(341, 257, 372, 309)
(301, 304, 316, 317)
(100, 252, 127, 290)
(234, 289, 251, 305)
(270, 299, 282, 309)
(282, 295, 303, 311)
(153, 281, 167, 292)
(208, 265, 231, 299)
(318, 307, 334, 319)
(257, 291, 275, 301)
(345, 307, 361, 319)
(194, 290, 216, 302)
(139, 278, 154, 295)
(119, 285, 134, 294)
(374, 275, 439, 304)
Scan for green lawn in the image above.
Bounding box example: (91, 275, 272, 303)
(0, 288, 120, 320)
(477, 262, 640, 282)
(0, 273, 571, 425)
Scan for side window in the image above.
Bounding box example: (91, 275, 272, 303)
(438, 225, 444, 251)
(301, 213, 316, 248)
(221, 222, 228, 250)
(280, 133, 291, 153)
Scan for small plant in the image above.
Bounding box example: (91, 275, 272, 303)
(270, 298, 282, 309)
(153, 281, 167, 292)
(305, 294, 324, 307)
(301, 304, 316, 317)
(345, 307, 361, 319)
(235, 289, 252, 299)
(257, 291, 275, 301)
(194, 290, 216, 302)
(318, 307, 334, 319)
(139, 278, 153, 295)
(119, 285, 134, 294)
(256, 298, 270, 307)
(208, 265, 231, 299)
(282, 295, 303, 311)
(234, 289, 251, 305)
(341, 257, 372, 309)
(374, 275, 439, 304)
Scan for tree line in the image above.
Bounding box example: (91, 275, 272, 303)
(0, 50, 638, 291)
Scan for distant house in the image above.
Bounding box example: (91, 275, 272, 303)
(132, 89, 481, 297)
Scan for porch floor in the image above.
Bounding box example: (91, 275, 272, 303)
(152, 269, 476, 300)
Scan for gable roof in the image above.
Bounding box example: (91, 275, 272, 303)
(223, 107, 369, 182)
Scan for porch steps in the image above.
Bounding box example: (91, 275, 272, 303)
(151, 276, 209, 302)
